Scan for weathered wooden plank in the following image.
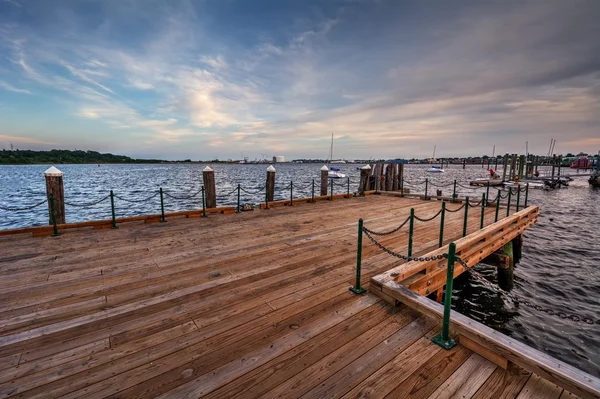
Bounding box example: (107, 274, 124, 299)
(426, 353, 497, 399)
(472, 362, 532, 399)
(379, 282, 600, 399)
(460, 334, 508, 369)
(341, 334, 442, 399)
(516, 373, 563, 399)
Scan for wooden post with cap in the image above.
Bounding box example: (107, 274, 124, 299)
(320, 165, 329, 196)
(202, 166, 216, 208)
(266, 165, 276, 202)
(44, 166, 65, 225)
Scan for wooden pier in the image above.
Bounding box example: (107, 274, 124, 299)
(0, 195, 599, 398)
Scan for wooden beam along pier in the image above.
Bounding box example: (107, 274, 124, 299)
(1, 167, 599, 398)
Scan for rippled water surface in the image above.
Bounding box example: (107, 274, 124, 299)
(1, 163, 599, 377)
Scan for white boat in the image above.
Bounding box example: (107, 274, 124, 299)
(329, 167, 346, 179)
(426, 146, 443, 172)
(426, 165, 444, 173)
(327, 133, 346, 178)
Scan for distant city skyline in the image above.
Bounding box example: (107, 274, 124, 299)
(1, 0, 599, 160)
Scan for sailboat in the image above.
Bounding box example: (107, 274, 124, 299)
(327, 133, 346, 178)
(426, 145, 444, 173)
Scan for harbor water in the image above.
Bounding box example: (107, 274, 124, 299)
(0, 163, 599, 377)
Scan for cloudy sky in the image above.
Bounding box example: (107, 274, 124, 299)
(0, 0, 599, 160)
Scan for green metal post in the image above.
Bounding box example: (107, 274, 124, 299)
(236, 184, 241, 213)
(159, 188, 166, 223)
(49, 194, 60, 237)
(289, 181, 293, 206)
(506, 188, 512, 217)
(516, 186, 521, 212)
(495, 190, 500, 222)
(201, 186, 207, 217)
(485, 183, 490, 207)
(312, 179, 315, 203)
(438, 202, 446, 248)
(347, 177, 350, 198)
(432, 242, 457, 350)
(110, 190, 117, 229)
(349, 218, 367, 295)
(452, 180, 457, 203)
(330, 178, 334, 201)
(408, 208, 414, 257)
(462, 196, 469, 237)
(265, 187, 269, 210)
(524, 183, 529, 207)
(480, 193, 485, 229)
(425, 178, 429, 200)
(400, 173, 404, 197)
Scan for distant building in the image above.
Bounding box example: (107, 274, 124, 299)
(276, 156, 285, 163)
(273, 156, 277, 163)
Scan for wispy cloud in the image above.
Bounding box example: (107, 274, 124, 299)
(0, 0, 598, 159)
(0, 80, 31, 94)
(0, 133, 53, 145)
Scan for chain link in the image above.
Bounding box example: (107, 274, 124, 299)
(456, 183, 484, 190)
(164, 187, 202, 200)
(240, 185, 266, 195)
(414, 208, 443, 222)
(454, 257, 599, 325)
(467, 198, 484, 207)
(64, 195, 110, 207)
(362, 228, 447, 262)
(445, 203, 466, 213)
(114, 191, 160, 203)
(0, 199, 47, 211)
(362, 216, 411, 236)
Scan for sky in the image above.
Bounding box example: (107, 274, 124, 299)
(0, 0, 599, 160)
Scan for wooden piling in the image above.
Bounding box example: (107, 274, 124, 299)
(202, 166, 217, 208)
(359, 164, 371, 193)
(320, 165, 328, 196)
(398, 163, 404, 192)
(44, 166, 65, 225)
(385, 164, 393, 191)
(497, 241, 515, 290)
(518, 155, 525, 179)
(266, 165, 276, 202)
(502, 154, 508, 181)
(392, 164, 398, 191)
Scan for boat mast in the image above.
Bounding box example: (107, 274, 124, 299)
(329, 133, 334, 163)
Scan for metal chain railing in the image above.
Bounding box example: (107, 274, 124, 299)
(0, 198, 47, 211)
(362, 228, 447, 262)
(454, 257, 599, 325)
(445, 203, 465, 213)
(414, 208, 443, 222)
(240, 185, 266, 195)
(114, 191, 160, 203)
(163, 187, 202, 200)
(467, 198, 484, 207)
(362, 216, 411, 236)
(64, 195, 110, 207)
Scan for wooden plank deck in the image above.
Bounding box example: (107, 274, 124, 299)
(0, 195, 582, 398)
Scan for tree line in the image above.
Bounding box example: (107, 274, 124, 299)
(0, 149, 165, 164)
